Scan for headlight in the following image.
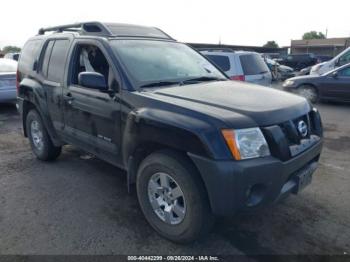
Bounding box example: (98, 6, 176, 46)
(222, 128, 270, 160)
(283, 80, 294, 87)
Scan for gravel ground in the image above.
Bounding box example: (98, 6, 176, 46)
(0, 99, 349, 256)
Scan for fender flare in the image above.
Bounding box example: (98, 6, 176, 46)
(20, 78, 63, 146)
(122, 108, 215, 188)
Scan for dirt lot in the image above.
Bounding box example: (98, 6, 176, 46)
(0, 100, 349, 256)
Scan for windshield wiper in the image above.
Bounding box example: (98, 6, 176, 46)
(140, 77, 226, 88)
(140, 81, 180, 88)
(180, 76, 226, 85)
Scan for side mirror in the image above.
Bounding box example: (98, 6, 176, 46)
(78, 72, 108, 91)
(331, 71, 338, 78)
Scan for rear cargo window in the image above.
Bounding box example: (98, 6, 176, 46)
(205, 55, 230, 72)
(19, 40, 43, 71)
(47, 40, 70, 82)
(239, 54, 269, 75)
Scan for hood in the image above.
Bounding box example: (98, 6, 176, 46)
(143, 80, 310, 127)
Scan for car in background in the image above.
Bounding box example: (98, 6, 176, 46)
(262, 52, 282, 60)
(264, 57, 295, 81)
(298, 66, 312, 76)
(4, 52, 20, 61)
(316, 55, 333, 64)
(279, 64, 295, 79)
(298, 56, 332, 76)
(201, 49, 272, 86)
(283, 63, 350, 103)
(0, 58, 17, 103)
(279, 53, 317, 71)
(310, 47, 350, 75)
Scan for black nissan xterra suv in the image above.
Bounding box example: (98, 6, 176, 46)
(17, 22, 323, 243)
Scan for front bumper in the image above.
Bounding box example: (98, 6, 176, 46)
(189, 139, 322, 216)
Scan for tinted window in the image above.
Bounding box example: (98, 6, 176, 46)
(47, 40, 70, 82)
(19, 40, 42, 70)
(41, 41, 55, 77)
(338, 67, 350, 77)
(205, 55, 230, 72)
(13, 54, 20, 61)
(239, 54, 269, 75)
(338, 51, 350, 66)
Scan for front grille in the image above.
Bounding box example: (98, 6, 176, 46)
(262, 109, 322, 161)
(280, 114, 311, 145)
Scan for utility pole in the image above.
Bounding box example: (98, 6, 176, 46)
(325, 28, 328, 38)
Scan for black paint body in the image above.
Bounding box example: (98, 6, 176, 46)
(17, 26, 323, 215)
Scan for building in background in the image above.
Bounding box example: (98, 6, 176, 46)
(291, 37, 350, 57)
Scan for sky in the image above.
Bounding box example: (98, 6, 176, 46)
(0, 0, 349, 49)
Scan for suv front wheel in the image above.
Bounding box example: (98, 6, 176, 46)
(136, 150, 214, 243)
(26, 109, 61, 161)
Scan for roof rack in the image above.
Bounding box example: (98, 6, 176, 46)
(197, 48, 235, 53)
(38, 22, 112, 36)
(37, 22, 174, 40)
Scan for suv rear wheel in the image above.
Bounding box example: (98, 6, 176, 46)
(26, 110, 61, 161)
(136, 150, 214, 243)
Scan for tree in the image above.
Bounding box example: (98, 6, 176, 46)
(263, 41, 279, 48)
(302, 31, 326, 40)
(1, 45, 21, 54)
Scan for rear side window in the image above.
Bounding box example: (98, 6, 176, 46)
(47, 40, 70, 82)
(205, 55, 230, 72)
(239, 54, 269, 75)
(19, 40, 43, 70)
(41, 41, 55, 77)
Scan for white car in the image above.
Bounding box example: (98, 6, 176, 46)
(310, 47, 350, 75)
(0, 58, 18, 103)
(201, 49, 272, 86)
(4, 52, 20, 61)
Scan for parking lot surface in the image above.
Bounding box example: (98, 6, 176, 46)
(0, 100, 349, 255)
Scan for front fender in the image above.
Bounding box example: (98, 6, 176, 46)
(122, 107, 224, 166)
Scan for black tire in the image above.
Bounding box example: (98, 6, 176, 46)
(26, 109, 61, 161)
(136, 150, 214, 243)
(297, 85, 319, 104)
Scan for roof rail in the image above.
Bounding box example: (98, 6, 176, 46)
(197, 47, 235, 53)
(37, 22, 174, 40)
(38, 22, 112, 36)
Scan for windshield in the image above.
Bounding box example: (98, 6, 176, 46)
(111, 40, 226, 87)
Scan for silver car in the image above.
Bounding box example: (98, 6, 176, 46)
(201, 50, 272, 86)
(0, 58, 17, 103)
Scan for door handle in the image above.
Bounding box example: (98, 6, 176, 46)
(64, 93, 74, 104)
